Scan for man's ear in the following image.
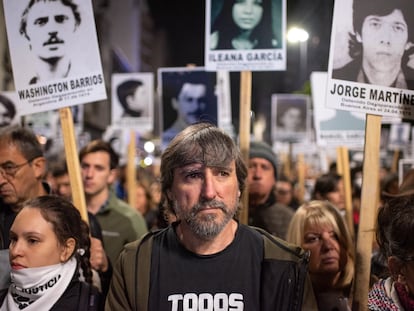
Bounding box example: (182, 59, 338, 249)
(107, 168, 117, 184)
(60, 238, 76, 262)
(356, 32, 362, 43)
(31, 157, 46, 179)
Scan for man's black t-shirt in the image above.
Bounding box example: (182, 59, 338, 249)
(149, 224, 263, 311)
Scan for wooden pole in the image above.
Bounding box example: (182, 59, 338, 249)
(127, 130, 137, 209)
(337, 146, 355, 240)
(59, 107, 88, 223)
(296, 154, 306, 204)
(352, 114, 382, 311)
(239, 71, 252, 225)
(391, 149, 400, 173)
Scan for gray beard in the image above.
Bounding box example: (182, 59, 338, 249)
(174, 198, 238, 240)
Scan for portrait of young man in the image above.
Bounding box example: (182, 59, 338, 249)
(159, 68, 218, 149)
(332, 0, 414, 89)
(272, 94, 309, 143)
(111, 72, 154, 132)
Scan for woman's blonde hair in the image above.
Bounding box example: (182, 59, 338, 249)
(286, 200, 355, 289)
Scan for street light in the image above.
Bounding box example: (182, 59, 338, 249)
(287, 27, 309, 43)
(287, 27, 309, 87)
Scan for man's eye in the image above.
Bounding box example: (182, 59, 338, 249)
(34, 17, 48, 26)
(219, 170, 230, 177)
(55, 15, 69, 23)
(187, 172, 201, 179)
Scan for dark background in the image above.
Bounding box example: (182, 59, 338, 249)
(146, 0, 335, 142)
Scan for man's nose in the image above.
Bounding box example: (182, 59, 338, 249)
(0, 171, 9, 184)
(201, 171, 217, 200)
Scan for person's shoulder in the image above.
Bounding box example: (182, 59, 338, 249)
(121, 227, 168, 256)
(271, 202, 294, 216)
(108, 193, 135, 213)
(249, 225, 307, 261)
(332, 59, 361, 81)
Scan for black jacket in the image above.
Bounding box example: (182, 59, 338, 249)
(105, 224, 318, 311)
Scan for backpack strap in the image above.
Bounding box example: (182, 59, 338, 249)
(252, 226, 312, 311)
(135, 231, 154, 311)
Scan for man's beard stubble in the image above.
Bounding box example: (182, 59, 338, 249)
(173, 198, 238, 240)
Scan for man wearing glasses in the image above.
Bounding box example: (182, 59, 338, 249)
(0, 125, 48, 290)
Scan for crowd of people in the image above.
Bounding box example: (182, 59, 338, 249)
(0, 122, 413, 310)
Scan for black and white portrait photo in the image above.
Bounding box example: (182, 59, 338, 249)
(209, 0, 280, 50)
(111, 72, 154, 132)
(0, 92, 20, 127)
(271, 94, 309, 143)
(205, 0, 286, 71)
(3, 0, 106, 113)
(159, 67, 218, 149)
(330, 0, 414, 89)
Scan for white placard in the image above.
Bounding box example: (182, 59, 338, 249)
(3, 0, 106, 114)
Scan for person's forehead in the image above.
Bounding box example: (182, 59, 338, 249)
(13, 207, 53, 233)
(81, 151, 110, 165)
(179, 83, 206, 97)
(27, 1, 74, 20)
(0, 141, 25, 161)
(249, 157, 272, 165)
(365, 9, 407, 25)
(176, 160, 235, 172)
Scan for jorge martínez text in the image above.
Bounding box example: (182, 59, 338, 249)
(330, 82, 414, 105)
(18, 74, 103, 99)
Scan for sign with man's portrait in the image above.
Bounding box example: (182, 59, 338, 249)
(2, 0, 106, 114)
(271, 94, 310, 143)
(326, 0, 414, 120)
(111, 72, 154, 132)
(158, 67, 218, 150)
(205, 0, 286, 71)
(0, 91, 21, 127)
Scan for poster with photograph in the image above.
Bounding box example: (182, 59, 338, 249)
(111, 72, 154, 132)
(205, 0, 286, 71)
(2, 0, 106, 115)
(399, 158, 414, 185)
(0, 91, 22, 127)
(326, 0, 414, 120)
(388, 122, 411, 151)
(158, 67, 218, 149)
(311, 72, 366, 147)
(271, 94, 310, 143)
(24, 105, 86, 157)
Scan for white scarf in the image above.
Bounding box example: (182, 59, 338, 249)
(0, 257, 77, 311)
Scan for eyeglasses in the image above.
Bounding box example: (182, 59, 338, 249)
(0, 160, 32, 178)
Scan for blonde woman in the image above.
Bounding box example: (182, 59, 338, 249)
(286, 200, 355, 311)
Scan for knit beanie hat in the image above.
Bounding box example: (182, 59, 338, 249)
(249, 141, 278, 179)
